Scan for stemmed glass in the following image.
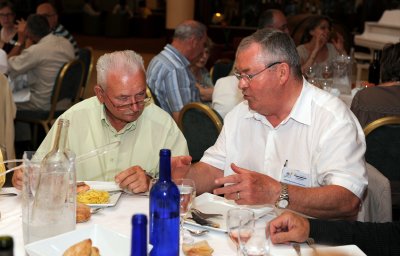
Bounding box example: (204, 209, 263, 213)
(240, 225, 271, 256)
(174, 178, 196, 244)
(227, 208, 255, 256)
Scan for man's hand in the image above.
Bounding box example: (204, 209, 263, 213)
(12, 167, 23, 190)
(269, 211, 310, 244)
(213, 163, 280, 205)
(115, 166, 150, 193)
(171, 155, 192, 180)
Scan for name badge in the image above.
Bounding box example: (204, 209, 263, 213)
(281, 167, 311, 187)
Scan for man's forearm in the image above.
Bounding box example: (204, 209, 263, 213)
(186, 162, 222, 195)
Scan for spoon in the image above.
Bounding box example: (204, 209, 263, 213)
(184, 227, 209, 237)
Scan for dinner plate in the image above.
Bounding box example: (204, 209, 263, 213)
(25, 224, 129, 256)
(80, 181, 122, 207)
(185, 193, 275, 232)
(271, 244, 366, 256)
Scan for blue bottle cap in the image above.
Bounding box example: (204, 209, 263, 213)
(132, 214, 147, 225)
(159, 149, 171, 157)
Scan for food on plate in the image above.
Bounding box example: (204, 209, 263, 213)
(77, 182, 91, 193)
(312, 251, 349, 256)
(182, 240, 214, 256)
(76, 202, 91, 223)
(77, 189, 110, 204)
(63, 238, 100, 256)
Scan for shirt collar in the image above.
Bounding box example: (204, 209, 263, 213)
(244, 78, 313, 126)
(100, 104, 137, 134)
(165, 44, 190, 67)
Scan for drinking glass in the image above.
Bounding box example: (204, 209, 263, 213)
(174, 178, 196, 244)
(240, 225, 271, 256)
(227, 208, 255, 256)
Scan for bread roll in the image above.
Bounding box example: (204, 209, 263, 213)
(77, 182, 91, 193)
(63, 239, 92, 256)
(182, 240, 213, 256)
(76, 202, 91, 223)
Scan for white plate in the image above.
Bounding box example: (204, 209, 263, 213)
(81, 181, 122, 207)
(185, 193, 275, 232)
(25, 224, 129, 256)
(271, 244, 366, 256)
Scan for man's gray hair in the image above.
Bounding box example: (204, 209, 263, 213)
(237, 28, 302, 79)
(173, 20, 206, 41)
(96, 50, 145, 89)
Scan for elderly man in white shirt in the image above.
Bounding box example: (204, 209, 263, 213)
(172, 29, 367, 220)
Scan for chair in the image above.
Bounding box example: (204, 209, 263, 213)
(210, 58, 234, 84)
(363, 116, 400, 220)
(78, 46, 94, 101)
(178, 102, 223, 162)
(15, 59, 85, 148)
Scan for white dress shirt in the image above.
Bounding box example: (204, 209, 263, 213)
(211, 75, 242, 118)
(202, 79, 367, 199)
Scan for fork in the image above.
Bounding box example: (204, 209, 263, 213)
(306, 238, 318, 255)
(191, 208, 223, 219)
(292, 243, 301, 256)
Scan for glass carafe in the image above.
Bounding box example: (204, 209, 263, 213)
(332, 54, 352, 95)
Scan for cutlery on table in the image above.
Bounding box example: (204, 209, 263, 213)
(293, 243, 301, 256)
(0, 193, 17, 197)
(191, 208, 223, 219)
(184, 227, 209, 237)
(306, 238, 319, 255)
(190, 210, 220, 228)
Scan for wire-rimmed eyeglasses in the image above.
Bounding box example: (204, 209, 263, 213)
(233, 61, 282, 83)
(103, 90, 151, 110)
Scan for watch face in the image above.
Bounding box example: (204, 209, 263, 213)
(278, 199, 289, 208)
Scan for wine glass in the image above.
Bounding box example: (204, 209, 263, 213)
(174, 178, 196, 244)
(227, 208, 255, 256)
(240, 225, 270, 256)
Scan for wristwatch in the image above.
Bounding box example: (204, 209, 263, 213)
(275, 182, 289, 209)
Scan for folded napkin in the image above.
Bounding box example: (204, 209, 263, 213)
(182, 240, 214, 256)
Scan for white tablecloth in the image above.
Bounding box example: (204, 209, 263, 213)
(0, 187, 365, 256)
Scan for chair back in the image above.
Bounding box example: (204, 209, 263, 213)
(78, 46, 94, 100)
(178, 102, 223, 162)
(363, 116, 400, 181)
(210, 58, 234, 84)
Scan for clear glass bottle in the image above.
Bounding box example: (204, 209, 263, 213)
(0, 236, 14, 256)
(30, 119, 76, 242)
(131, 214, 147, 256)
(149, 149, 180, 256)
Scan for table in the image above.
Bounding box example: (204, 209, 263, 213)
(1, 187, 363, 256)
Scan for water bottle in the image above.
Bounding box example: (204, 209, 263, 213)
(0, 236, 14, 256)
(368, 50, 381, 85)
(30, 119, 76, 242)
(131, 214, 147, 256)
(149, 149, 180, 256)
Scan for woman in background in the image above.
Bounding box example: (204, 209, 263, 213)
(296, 15, 346, 77)
(191, 37, 214, 104)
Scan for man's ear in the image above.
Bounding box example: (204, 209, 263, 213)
(94, 85, 104, 103)
(278, 63, 290, 84)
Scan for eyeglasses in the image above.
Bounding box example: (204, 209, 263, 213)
(234, 61, 282, 83)
(103, 90, 151, 110)
(0, 13, 14, 18)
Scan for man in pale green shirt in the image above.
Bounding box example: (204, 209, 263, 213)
(13, 50, 188, 193)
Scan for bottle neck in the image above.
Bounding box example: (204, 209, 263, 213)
(51, 119, 69, 153)
(159, 155, 171, 182)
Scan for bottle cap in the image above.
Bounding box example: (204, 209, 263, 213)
(0, 236, 13, 250)
(132, 214, 147, 225)
(159, 149, 171, 157)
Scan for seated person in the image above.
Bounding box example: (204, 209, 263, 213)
(269, 211, 400, 256)
(36, 2, 79, 58)
(190, 37, 214, 103)
(147, 20, 208, 122)
(351, 42, 400, 128)
(172, 29, 367, 220)
(296, 15, 346, 77)
(0, 1, 19, 54)
(12, 50, 188, 193)
(211, 74, 242, 118)
(8, 14, 75, 111)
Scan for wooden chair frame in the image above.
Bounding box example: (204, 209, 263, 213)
(363, 116, 400, 136)
(178, 102, 223, 133)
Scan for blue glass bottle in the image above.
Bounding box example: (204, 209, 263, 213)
(149, 149, 180, 256)
(131, 214, 147, 256)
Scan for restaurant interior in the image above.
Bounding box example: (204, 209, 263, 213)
(1, 0, 400, 255)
